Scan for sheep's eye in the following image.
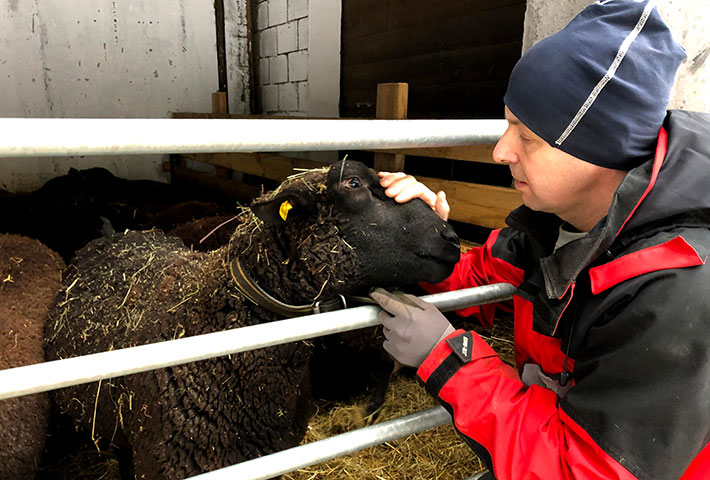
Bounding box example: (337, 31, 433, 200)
(346, 177, 361, 188)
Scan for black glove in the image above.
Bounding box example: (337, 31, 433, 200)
(370, 288, 455, 368)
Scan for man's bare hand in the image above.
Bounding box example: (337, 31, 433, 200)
(378, 171, 450, 221)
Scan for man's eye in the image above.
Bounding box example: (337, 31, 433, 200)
(346, 177, 360, 188)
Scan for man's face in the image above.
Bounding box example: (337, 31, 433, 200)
(493, 107, 626, 231)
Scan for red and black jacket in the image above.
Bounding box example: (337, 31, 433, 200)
(420, 110, 710, 480)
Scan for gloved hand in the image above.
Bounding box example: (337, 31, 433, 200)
(370, 288, 455, 368)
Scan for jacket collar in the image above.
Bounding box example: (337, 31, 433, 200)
(505, 128, 665, 300)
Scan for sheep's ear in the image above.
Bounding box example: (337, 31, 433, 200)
(250, 189, 318, 226)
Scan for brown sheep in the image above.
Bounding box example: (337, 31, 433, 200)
(0, 234, 65, 478)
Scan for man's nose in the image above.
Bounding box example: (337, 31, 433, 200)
(492, 130, 517, 165)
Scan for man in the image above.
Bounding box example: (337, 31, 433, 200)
(370, 1, 710, 479)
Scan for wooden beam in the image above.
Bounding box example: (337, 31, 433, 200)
(367, 144, 497, 164)
(374, 83, 408, 172)
(211, 91, 229, 117)
(211, 92, 231, 178)
(418, 176, 521, 229)
(180, 150, 518, 228)
(179, 152, 328, 182)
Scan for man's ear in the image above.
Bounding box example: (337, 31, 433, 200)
(250, 187, 318, 226)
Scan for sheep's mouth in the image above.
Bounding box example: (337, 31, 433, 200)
(414, 253, 459, 284)
(416, 251, 459, 268)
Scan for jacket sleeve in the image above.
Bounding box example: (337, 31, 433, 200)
(418, 329, 640, 480)
(420, 228, 527, 327)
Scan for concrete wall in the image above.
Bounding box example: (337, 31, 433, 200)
(225, 0, 252, 115)
(521, 0, 709, 112)
(253, 0, 340, 117)
(0, 0, 249, 192)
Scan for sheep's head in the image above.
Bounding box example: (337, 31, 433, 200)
(247, 160, 460, 300)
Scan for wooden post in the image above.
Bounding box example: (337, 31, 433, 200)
(211, 91, 229, 117)
(373, 83, 408, 172)
(211, 91, 231, 178)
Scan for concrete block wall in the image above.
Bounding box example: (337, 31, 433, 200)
(254, 0, 310, 115)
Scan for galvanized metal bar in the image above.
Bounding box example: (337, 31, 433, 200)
(0, 118, 507, 157)
(187, 406, 453, 480)
(0, 283, 516, 400)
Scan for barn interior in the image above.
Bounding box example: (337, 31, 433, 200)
(0, 0, 705, 479)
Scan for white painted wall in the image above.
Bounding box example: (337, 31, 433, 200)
(307, 0, 340, 118)
(521, 0, 710, 112)
(0, 0, 239, 192)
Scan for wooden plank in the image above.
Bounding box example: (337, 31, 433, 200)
(368, 144, 497, 164)
(340, 0, 524, 120)
(180, 152, 328, 182)
(211, 91, 229, 117)
(171, 112, 213, 119)
(342, 79, 510, 120)
(374, 83, 408, 172)
(342, 42, 521, 92)
(183, 145, 499, 171)
(342, 0, 524, 39)
(343, 6, 524, 65)
(179, 149, 517, 228)
(171, 112, 308, 119)
(418, 176, 521, 229)
(210, 92, 231, 178)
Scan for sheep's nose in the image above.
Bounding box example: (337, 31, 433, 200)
(441, 224, 459, 247)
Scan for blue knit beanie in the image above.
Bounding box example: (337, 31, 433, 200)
(504, 0, 686, 170)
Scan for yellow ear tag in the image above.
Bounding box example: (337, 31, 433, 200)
(279, 200, 293, 221)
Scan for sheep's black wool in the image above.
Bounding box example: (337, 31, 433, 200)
(0, 167, 232, 262)
(45, 160, 460, 479)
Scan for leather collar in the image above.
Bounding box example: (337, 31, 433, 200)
(229, 256, 372, 318)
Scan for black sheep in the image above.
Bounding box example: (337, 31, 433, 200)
(45, 160, 460, 479)
(0, 167, 232, 262)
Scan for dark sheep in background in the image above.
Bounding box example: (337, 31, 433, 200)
(0, 235, 65, 478)
(45, 160, 460, 479)
(0, 167, 234, 262)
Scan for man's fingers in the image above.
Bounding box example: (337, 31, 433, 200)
(394, 183, 437, 209)
(435, 191, 450, 221)
(378, 171, 408, 188)
(370, 288, 412, 317)
(378, 172, 444, 213)
(392, 291, 427, 310)
(384, 175, 418, 199)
